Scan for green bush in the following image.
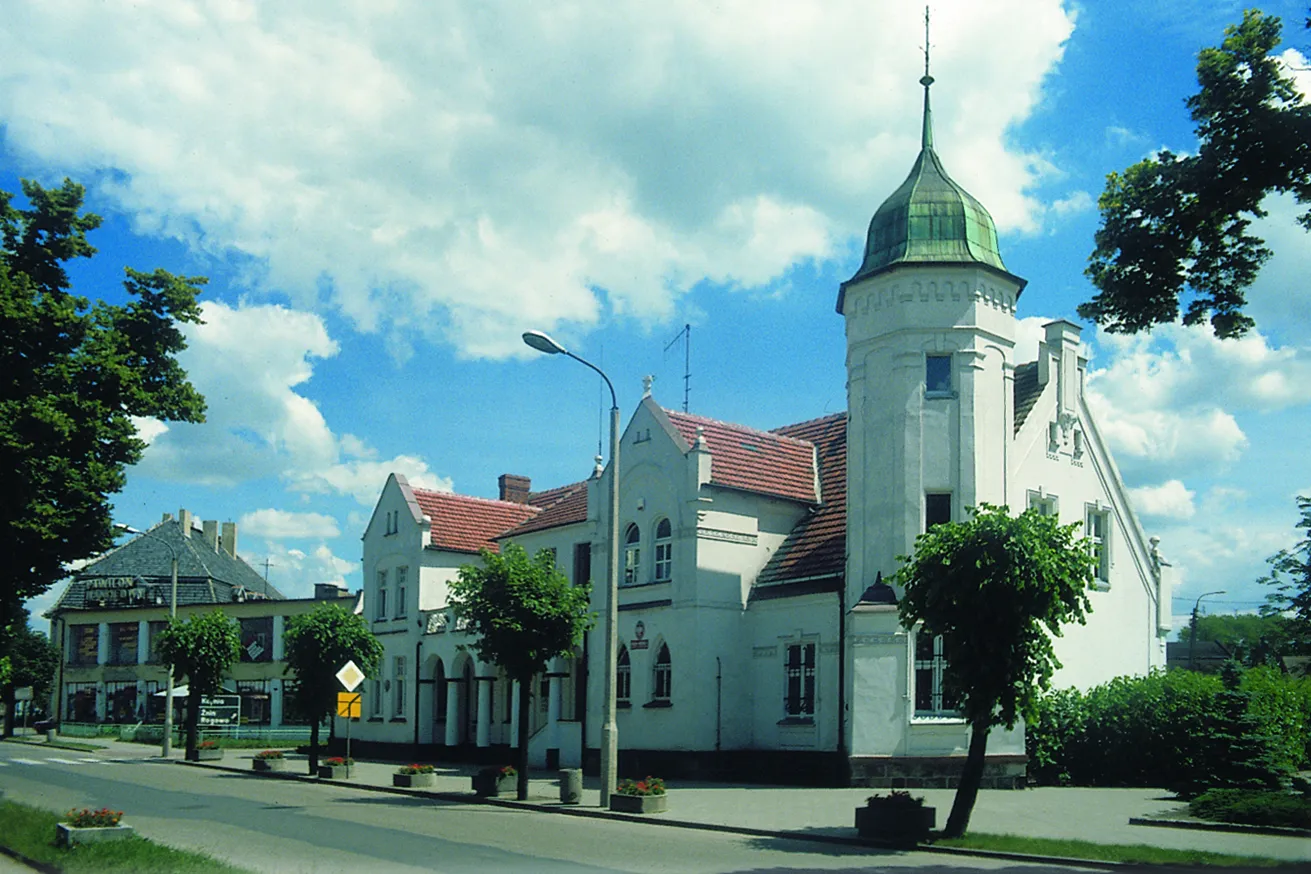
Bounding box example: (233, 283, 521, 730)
(1242, 667, 1311, 772)
(1190, 789, 1311, 829)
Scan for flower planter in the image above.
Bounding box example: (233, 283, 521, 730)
(253, 758, 286, 772)
(472, 773, 516, 797)
(609, 793, 668, 814)
(56, 823, 135, 847)
(394, 772, 435, 788)
(855, 803, 935, 847)
(318, 764, 352, 779)
(188, 747, 224, 762)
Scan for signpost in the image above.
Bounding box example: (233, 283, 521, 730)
(198, 695, 240, 726)
(334, 660, 365, 778)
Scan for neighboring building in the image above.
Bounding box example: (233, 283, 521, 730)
(355, 74, 1174, 786)
(47, 509, 356, 729)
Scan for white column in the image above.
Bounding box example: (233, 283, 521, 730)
(444, 682, 461, 746)
(476, 676, 491, 748)
(271, 680, 284, 727)
(137, 621, 149, 665)
(94, 683, 107, 721)
(97, 622, 109, 665)
(509, 681, 520, 748)
(272, 615, 285, 661)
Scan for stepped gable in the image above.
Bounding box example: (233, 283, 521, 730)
(414, 487, 540, 554)
(501, 480, 590, 538)
(1012, 360, 1042, 434)
(755, 413, 848, 587)
(665, 409, 820, 505)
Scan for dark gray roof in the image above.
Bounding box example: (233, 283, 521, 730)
(1013, 361, 1042, 435)
(52, 519, 283, 613)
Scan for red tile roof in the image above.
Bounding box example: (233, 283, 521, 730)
(502, 480, 590, 538)
(756, 413, 847, 586)
(413, 488, 540, 554)
(664, 409, 820, 505)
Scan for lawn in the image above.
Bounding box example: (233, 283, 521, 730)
(936, 831, 1294, 867)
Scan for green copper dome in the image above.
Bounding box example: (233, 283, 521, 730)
(847, 75, 1009, 285)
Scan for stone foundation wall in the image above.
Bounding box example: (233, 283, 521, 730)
(849, 754, 1027, 789)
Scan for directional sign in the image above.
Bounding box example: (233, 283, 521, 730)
(199, 695, 240, 726)
(336, 691, 361, 718)
(335, 660, 365, 692)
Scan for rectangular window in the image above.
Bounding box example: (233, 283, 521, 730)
(108, 622, 138, 665)
(572, 543, 591, 588)
(1027, 490, 1059, 518)
(914, 632, 960, 715)
(925, 493, 952, 529)
(65, 682, 97, 722)
(926, 354, 952, 395)
(239, 616, 273, 662)
(394, 566, 408, 619)
(370, 678, 383, 718)
(71, 625, 99, 666)
(105, 681, 138, 723)
(784, 643, 816, 717)
(236, 680, 271, 726)
(282, 679, 309, 725)
(375, 570, 388, 620)
(392, 656, 406, 718)
(1085, 506, 1111, 585)
(146, 621, 168, 664)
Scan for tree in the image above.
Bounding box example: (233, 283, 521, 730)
(1177, 613, 1291, 668)
(450, 543, 593, 800)
(1080, 10, 1311, 339)
(1259, 495, 1311, 655)
(0, 178, 206, 642)
(155, 610, 240, 759)
(282, 603, 383, 774)
(0, 608, 59, 736)
(894, 504, 1095, 838)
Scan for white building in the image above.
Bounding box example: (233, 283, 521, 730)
(354, 76, 1173, 787)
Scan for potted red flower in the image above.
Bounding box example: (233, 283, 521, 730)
(472, 765, 516, 796)
(57, 807, 134, 847)
(609, 776, 668, 814)
(394, 763, 436, 788)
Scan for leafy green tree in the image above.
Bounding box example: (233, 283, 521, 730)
(450, 543, 593, 800)
(1179, 613, 1292, 667)
(1080, 10, 1311, 339)
(282, 603, 383, 774)
(1259, 495, 1311, 654)
(0, 608, 60, 737)
(155, 610, 240, 759)
(0, 178, 206, 642)
(1179, 662, 1285, 797)
(894, 504, 1095, 838)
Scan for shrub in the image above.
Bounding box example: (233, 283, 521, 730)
(1242, 666, 1311, 771)
(615, 776, 665, 796)
(64, 807, 123, 828)
(1190, 789, 1311, 829)
(397, 763, 435, 775)
(253, 749, 284, 760)
(866, 790, 925, 807)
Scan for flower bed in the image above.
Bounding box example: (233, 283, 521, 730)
(473, 765, 516, 796)
(318, 756, 354, 779)
(610, 777, 668, 814)
(253, 749, 286, 772)
(188, 740, 224, 762)
(57, 808, 134, 847)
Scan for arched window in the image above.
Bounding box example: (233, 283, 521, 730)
(616, 646, 631, 705)
(623, 524, 641, 585)
(652, 642, 671, 703)
(434, 659, 447, 722)
(653, 518, 672, 582)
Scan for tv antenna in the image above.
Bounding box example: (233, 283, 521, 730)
(664, 324, 691, 413)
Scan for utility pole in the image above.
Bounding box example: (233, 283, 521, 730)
(1188, 590, 1226, 669)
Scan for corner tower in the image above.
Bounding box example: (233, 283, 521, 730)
(838, 59, 1027, 606)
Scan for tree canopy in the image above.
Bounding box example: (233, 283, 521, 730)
(0, 178, 206, 636)
(1080, 10, 1311, 339)
(450, 543, 593, 799)
(0, 607, 59, 737)
(1259, 494, 1311, 655)
(155, 610, 240, 757)
(282, 603, 383, 773)
(894, 504, 1095, 837)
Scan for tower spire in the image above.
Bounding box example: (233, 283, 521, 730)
(920, 5, 934, 151)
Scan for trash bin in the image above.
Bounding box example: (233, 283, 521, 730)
(46, 729, 56, 743)
(559, 768, 582, 804)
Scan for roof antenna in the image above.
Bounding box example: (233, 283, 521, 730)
(920, 5, 934, 151)
(663, 323, 691, 413)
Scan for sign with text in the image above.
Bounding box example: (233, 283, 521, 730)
(198, 695, 240, 726)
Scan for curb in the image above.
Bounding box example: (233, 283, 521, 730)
(1129, 816, 1311, 840)
(180, 759, 1118, 871)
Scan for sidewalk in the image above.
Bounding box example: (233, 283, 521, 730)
(35, 737, 1311, 864)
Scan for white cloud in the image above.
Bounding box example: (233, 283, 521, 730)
(290, 455, 453, 507)
(241, 541, 356, 599)
(1048, 190, 1093, 219)
(238, 508, 341, 539)
(0, 0, 1076, 358)
(1128, 480, 1196, 519)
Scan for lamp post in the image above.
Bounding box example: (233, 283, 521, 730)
(116, 523, 179, 757)
(522, 329, 621, 807)
(1188, 589, 1226, 670)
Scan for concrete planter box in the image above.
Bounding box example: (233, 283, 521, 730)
(56, 823, 135, 847)
(253, 758, 286, 772)
(393, 772, 435, 788)
(318, 764, 352, 779)
(472, 773, 516, 797)
(609, 793, 668, 814)
(855, 802, 935, 846)
(188, 747, 224, 762)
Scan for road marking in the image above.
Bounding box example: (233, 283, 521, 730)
(11, 758, 44, 765)
(48, 757, 86, 764)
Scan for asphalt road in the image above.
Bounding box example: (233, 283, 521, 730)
(0, 743, 1089, 874)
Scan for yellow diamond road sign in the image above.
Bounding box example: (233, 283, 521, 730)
(336, 660, 365, 693)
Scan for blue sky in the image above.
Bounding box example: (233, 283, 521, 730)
(5, 0, 1308, 635)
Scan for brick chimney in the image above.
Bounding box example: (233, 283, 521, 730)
(498, 474, 531, 504)
(220, 521, 238, 558)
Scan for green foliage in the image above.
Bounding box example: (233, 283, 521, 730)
(1179, 613, 1291, 667)
(155, 610, 240, 755)
(933, 831, 1285, 868)
(1, 608, 60, 735)
(1190, 789, 1311, 829)
(1080, 10, 1311, 339)
(895, 504, 1095, 730)
(282, 603, 383, 725)
(1259, 495, 1311, 654)
(1242, 666, 1311, 772)
(450, 543, 594, 683)
(1175, 662, 1284, 797)
(0, 178, 206, 635)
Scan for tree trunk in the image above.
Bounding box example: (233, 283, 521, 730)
(942, 717, 990, 838)
(308, 720, 321, 774)
(184, 695, 200, 758)
(516, 675, 531, 801)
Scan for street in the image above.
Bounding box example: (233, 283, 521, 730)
(0, 743, 1089, 874)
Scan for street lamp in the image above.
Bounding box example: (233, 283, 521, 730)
(522, 329, 621, 807)
(116, 523, 179, 757)
(1188, 590, 1226, 670)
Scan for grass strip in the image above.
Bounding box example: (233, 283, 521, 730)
(0, 800, 253, 874)
(934, 831, 1291, 867)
